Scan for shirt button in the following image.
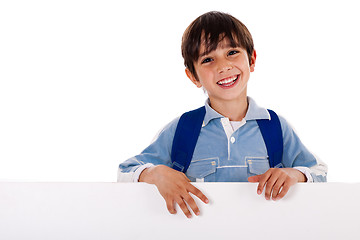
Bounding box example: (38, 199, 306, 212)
(230, 137, 235, 143)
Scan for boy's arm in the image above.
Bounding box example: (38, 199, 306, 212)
(279, 115, 328, 182)
(118, 117, 180, 182)
(118, 117, 209, 218)
(249, 115, 327, 200)
(117, 163, 154, 182)
(293, 157, 328, 182)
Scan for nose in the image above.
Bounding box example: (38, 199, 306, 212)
(217, 59, 233, 74)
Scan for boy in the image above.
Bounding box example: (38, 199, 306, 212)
(118, 11, 327, 218)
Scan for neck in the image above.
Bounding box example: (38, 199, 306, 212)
(209, 95, 248, 121)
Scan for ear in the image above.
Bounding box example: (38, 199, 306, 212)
(185, 68, 202, 88)
(249, 49, 257, 72)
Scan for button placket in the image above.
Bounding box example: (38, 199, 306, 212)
(220, 118, 235, 161)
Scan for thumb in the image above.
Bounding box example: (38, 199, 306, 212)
(248, 174, 261, 182)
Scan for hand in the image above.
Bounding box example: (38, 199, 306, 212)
(248, 168, 306, 201)
(139, 165, 209, 218)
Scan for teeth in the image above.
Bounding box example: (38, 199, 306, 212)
(217, 75, 238, 85)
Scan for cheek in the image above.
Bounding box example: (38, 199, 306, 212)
(197, 68, 213, 81)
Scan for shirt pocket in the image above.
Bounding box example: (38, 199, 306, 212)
(186, 157, 218, 182)
(246, 157, 270, 176)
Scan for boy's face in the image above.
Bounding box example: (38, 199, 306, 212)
(186, 37, 256, 105)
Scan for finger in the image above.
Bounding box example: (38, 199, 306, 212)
(175, 197, 192, 218)
(264, 175, 280, 200)
(165, 199, 177, 215)
(271, 178, 285, 200)
(275, 183, 291, 200)
(248, 175, 261, 182)
(257, 172, 271, 195)
(188, 185, 209, 204)
(183, 194, 200, 216)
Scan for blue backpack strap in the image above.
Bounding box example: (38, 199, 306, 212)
(171, 106, 206, 173)
(256, 109, 283, 168)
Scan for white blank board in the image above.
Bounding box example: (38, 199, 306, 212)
(0, 182, 359, 240)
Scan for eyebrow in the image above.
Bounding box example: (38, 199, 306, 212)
(198, 43, 235, 58)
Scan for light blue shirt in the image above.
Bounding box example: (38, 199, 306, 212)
(118, 98, 327, 182)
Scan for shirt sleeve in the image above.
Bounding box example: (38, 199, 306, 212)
(279, 116, 328, 182)
(117, 117, 180, 182)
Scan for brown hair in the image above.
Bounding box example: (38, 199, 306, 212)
(181, 11, 254, 80)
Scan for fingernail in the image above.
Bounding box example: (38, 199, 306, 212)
(205, 199, 209, 204)
(257, 190, 261, 195)
(196, 211, 200, 216)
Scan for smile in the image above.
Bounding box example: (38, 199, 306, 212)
(216, 75, 239, 88)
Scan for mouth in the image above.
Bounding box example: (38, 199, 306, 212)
(216, 75, 239, 88)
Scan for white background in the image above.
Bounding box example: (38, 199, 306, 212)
(0, 0, 359, 182)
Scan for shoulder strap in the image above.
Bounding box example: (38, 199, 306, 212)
(256, 110, 283, 168)
(171, 106, 206, 173)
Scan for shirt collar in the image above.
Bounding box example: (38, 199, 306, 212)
(203, 97, 270, 127)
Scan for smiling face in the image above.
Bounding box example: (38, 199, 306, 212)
(186, 37, 256, 106)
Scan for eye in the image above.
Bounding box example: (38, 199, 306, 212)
(228, 50, 239, 56)
(201, 57, 213, 64)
